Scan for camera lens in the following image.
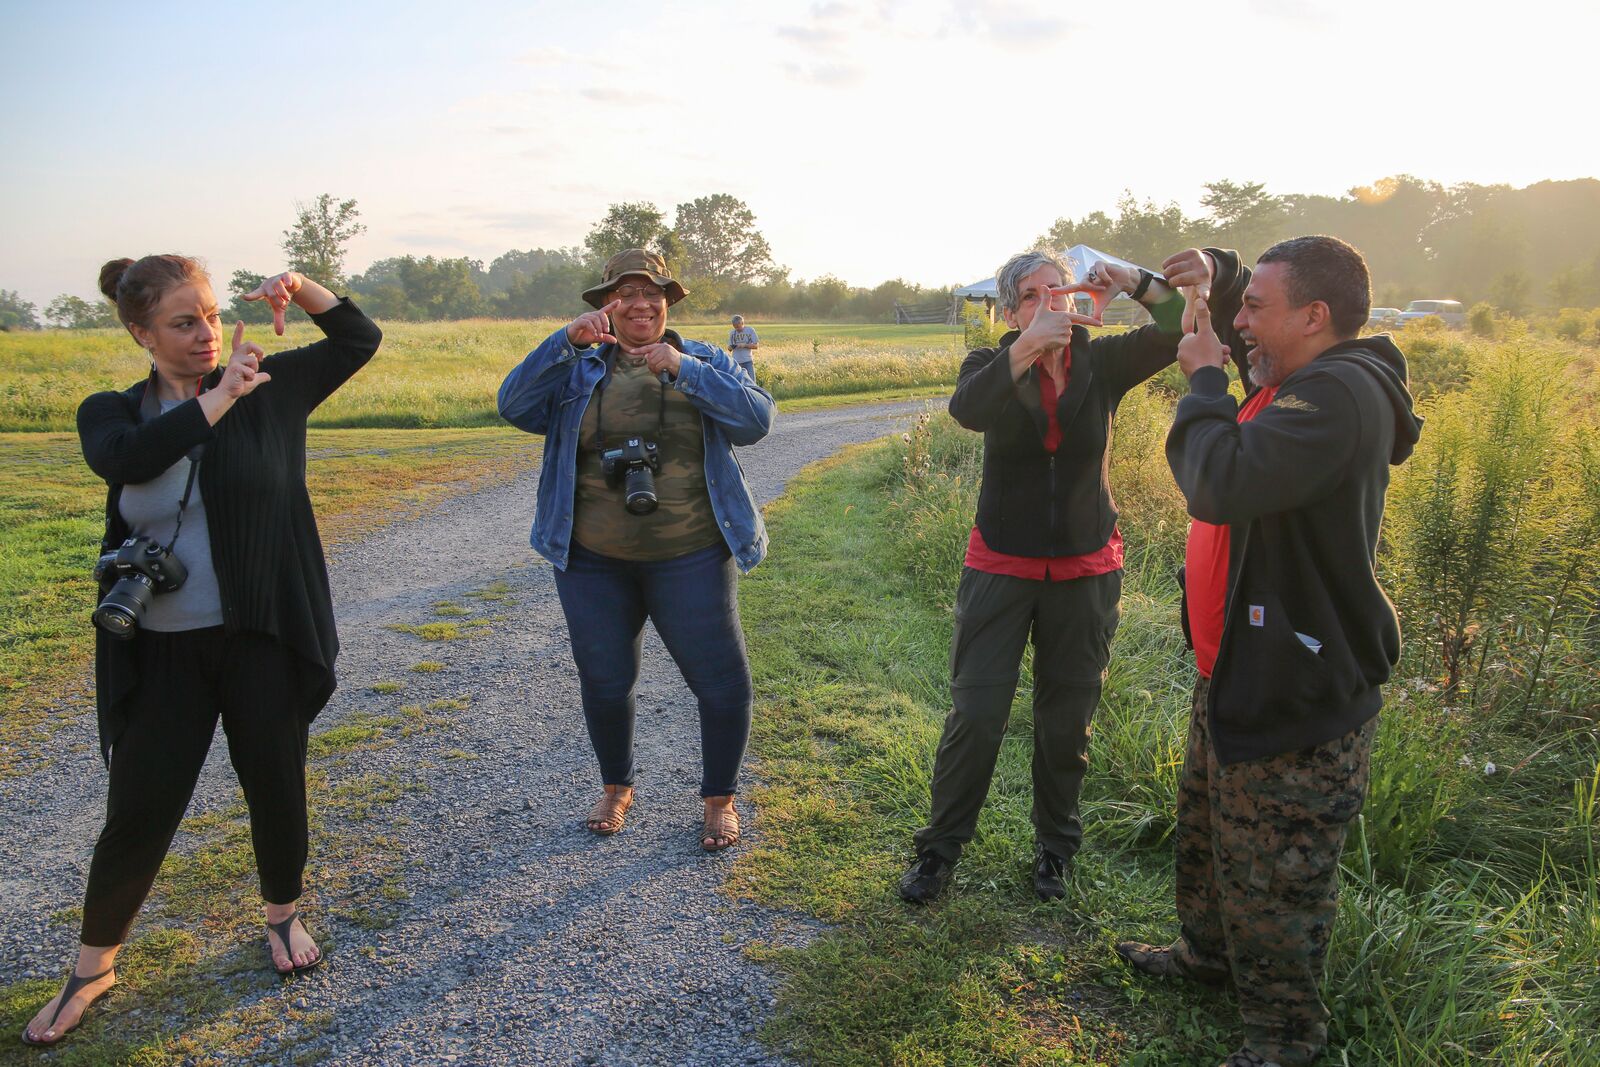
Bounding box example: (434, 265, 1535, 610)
(93, 573, 156, 640)
(623, 465, 658, 515)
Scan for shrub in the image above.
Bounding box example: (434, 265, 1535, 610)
(1467, 301, 1497, 337)
(1384, 340, 1599, 718)
(962, 308, 1006, 351)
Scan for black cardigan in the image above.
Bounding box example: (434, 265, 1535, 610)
(78, 299, 382, 763)
(948, 249, 1245, 557)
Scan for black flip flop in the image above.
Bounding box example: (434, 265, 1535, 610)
(266, 913, 324, 978)
(19, 965, 115, 1047)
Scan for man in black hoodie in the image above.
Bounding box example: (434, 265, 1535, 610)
(1116, 236, 1423, 1067)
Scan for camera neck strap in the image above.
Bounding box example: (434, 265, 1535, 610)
(139, 369, 209, 554)
(591, 344, 667, 453)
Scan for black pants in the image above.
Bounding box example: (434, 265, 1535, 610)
(914, 567, 1122, 864)
(80, 627, 310, 947)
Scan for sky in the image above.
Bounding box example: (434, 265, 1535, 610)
(3, 0, 1597, 309)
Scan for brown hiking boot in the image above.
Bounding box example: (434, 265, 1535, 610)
(1113, 940, 1229, 986)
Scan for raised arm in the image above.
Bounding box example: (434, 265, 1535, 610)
(246, 271, 382, 413)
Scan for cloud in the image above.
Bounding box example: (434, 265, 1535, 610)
(971, 2, 1078, 45)
(579, 87, 665, 105)
(514, 46, 628, 73)
(776, 24, 848, 47)
(781, 61, 866, 87)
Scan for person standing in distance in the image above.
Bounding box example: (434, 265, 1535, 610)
(1116, 236, 1423, 1067)
(727, 315, 759, 378)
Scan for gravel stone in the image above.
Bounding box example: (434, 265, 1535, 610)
(0, 399, 929, 1064)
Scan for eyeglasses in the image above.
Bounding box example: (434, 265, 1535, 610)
(612, 284, 666, 301)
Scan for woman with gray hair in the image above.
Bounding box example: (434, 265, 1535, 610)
(898, 244, 1246, 905)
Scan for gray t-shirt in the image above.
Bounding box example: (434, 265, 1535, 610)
(116, 398, 224, 631)
(727, 326, 758, 368)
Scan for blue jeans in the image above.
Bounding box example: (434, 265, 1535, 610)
(553, 540, 754, 797)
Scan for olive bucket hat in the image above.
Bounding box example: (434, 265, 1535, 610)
(581, 248, 689, 309)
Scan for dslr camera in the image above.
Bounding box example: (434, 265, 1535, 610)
(92, 536, 188, 639)
(602, 437, 662, 515)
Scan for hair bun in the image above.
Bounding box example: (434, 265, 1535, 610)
(98, 258, 135, 303)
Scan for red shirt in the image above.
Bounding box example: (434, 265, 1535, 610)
(964, 354, 1125, 581)
(1185, 385, 1279, 677)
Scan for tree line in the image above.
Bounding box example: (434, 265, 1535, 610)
(1040, 176, 1600, 313)
(8, 176, 1600, 329)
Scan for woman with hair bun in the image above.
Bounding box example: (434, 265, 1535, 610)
(21, 256, 381, 1048)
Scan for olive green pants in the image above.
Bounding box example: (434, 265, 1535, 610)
(913, 566, 1122, 864)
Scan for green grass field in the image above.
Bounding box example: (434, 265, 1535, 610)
(0, 318, 966, 431)
(0, 427, 539, 773)
(732, 414, 1599, 1066)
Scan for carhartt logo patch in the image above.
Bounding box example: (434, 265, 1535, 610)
(1271, 394, 1319, 412)
(1249, 604, 1265, 627)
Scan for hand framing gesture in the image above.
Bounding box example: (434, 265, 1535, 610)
(567, 300, 620, 347)
(1177, 298, 1230, 380)
(241, 271, 305, 336)
(621, 341, 682, 381)
(219, 321, 272, 397)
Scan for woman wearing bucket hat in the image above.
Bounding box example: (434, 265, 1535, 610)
(498, 249, 774, 851)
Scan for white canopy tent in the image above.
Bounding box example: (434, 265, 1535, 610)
(955, 244, 1158, 324)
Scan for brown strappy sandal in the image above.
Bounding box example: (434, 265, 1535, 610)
(701, 795, 740, 852)
(585, 784, 634, 835)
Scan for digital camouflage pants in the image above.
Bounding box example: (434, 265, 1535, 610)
(1172, 675, 1376, 1066)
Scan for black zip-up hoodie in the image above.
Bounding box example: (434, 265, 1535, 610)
(1166, 335, 1423, 764)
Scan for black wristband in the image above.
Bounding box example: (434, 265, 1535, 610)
(1131, 268, 1155, 302)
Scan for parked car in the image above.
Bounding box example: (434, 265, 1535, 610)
(1396, 299, 1466, 328)
(1367, 307, 1402, 330)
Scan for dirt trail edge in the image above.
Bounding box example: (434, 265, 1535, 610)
(0, 398, 932, 1066)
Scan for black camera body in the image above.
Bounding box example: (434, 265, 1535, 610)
(602, 437, 662, 515)
(93, 536, 188, 639)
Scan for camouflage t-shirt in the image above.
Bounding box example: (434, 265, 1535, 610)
(572, 346, 722, 561)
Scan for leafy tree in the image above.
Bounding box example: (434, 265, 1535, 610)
(1495, 269, 1532, 317)
(483, 247, 585, 295)
(394, 256, 487, 320)
(672, 194, 776, 284)
(0, 290, 40, 331)
(1199, 179, 1286, 260)
(800, 275, 852, 319)
(348, 258, 407, 292)
(584, 202, 672, 264)
(1035, 193, 1194, 268)
(44, 294, 117, 329)
(497, 260, 591, 319)
(281, 194, 366, 289)
(1035, 211, 1116, 255)
(227, 269, 276, 325)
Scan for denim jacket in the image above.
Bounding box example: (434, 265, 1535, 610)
(498, 327, 774, 572)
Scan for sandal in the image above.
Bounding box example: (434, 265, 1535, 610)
(585, 784, 634, 835)
(702, 796, 741, 852)
(266, 912, 323, 977)
(19, 965, 115, 1047)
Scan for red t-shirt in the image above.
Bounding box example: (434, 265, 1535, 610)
(965, 353, 1124, 581)
(1185, 385, 1279, 677)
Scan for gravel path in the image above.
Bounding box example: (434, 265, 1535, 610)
(0, 398, 931, 1065)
